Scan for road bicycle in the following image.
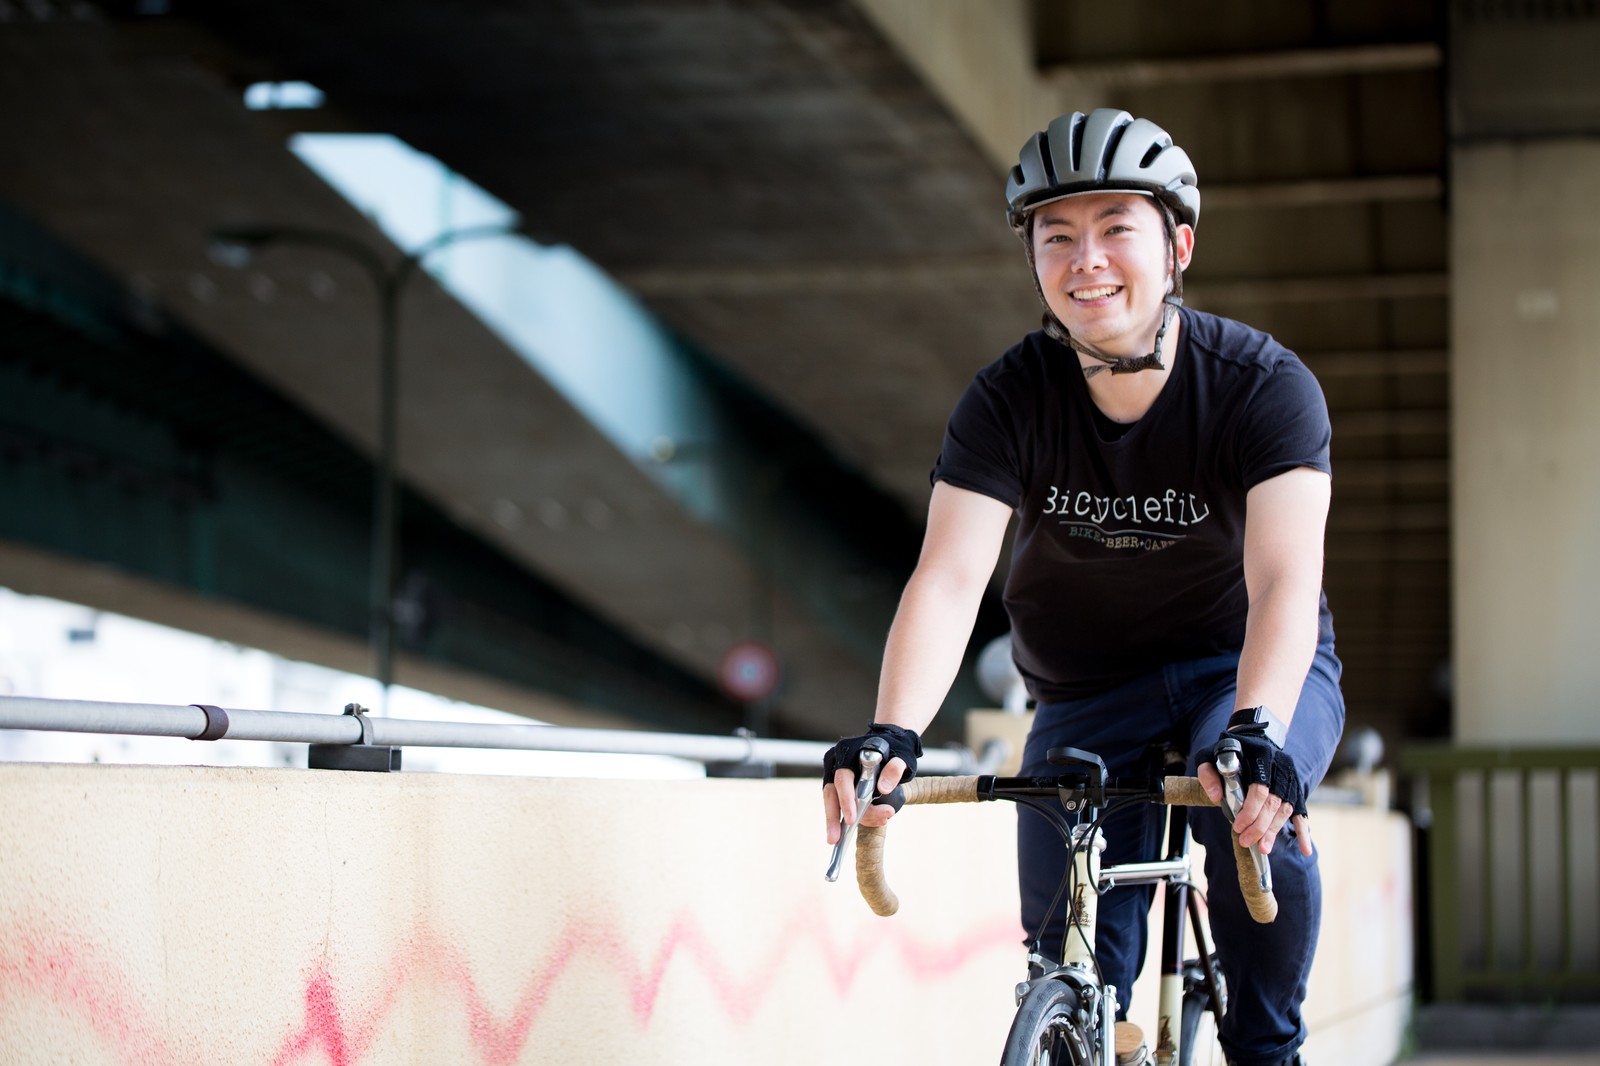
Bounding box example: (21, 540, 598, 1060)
(846, 744, 1276, 1066)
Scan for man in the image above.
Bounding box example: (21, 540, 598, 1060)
(821, 109, 1343, 1066)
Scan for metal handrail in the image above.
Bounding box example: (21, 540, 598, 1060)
(1402, 743, 1600, 1003)
(0, 695, 1004, 775)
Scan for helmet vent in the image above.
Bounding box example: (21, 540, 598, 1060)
(1139, 142, 1163, 169)
(1068, 120, 1085, 175)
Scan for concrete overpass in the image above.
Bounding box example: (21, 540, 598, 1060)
(1, 1, 1597, 755)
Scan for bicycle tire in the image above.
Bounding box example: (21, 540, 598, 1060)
(1177, 990, 1217, 1066)
(1000, 980, 1095, 1066)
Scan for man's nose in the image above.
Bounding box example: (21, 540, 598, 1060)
(1071, 236, 1106, 272)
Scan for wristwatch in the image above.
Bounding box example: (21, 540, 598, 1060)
(1226, 705, 1288, 748)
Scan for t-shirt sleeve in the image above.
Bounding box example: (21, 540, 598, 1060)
(929, 371, 1025, 508)
(1235, 358, 1332, 490)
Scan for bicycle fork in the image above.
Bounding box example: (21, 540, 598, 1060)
(1019, 824, 1126, 1066)
(1055, 809, 1220, 1066)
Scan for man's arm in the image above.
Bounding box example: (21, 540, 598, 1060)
(1200, 466, 1331, 855)
(824, 481, 1013, 842)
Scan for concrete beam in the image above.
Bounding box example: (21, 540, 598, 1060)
(1301, 350, 1448, 378)
(1046, 42, 1441, 89)
(1331, 409, 1449, 438)
(1206, 175, 1442, 211)
(1328, 501, 1449, 533)
(1187, 273, 1448, 307)
(0, 539, 634, 730)
(1334, 459, 1449, 488)
(617, 254, 1022, 298)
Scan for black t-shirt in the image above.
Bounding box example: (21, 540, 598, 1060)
(932, 307, 1335, 703)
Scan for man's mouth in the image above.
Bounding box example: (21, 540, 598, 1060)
(1069, 285, 1122, 304)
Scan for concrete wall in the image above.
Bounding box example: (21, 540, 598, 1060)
(1452, 142, 1600, 744)
(853, 0, 1085, 170)
(0, 763, 1407, 1065)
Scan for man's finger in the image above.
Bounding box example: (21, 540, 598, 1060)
(860, 802, 897, 828)
(1260, 802, 1293, 855)
(1238, 788, 1280, 850)
(833, 767, 858, 826)
(1236, 782, 1271, 832)
(878, 756, 907, 793)
(823, 782, 842, 845)
(1197, 762, 1223, 804)
(1293, 813, 1315, 856)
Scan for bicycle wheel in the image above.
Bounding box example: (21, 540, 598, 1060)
(1000, 980, 1094, 1066)
(1177, 990, 1220, 1066)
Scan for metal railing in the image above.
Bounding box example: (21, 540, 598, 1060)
(0, 695, 1004, 776)
(1404, 744, 1600, 1003)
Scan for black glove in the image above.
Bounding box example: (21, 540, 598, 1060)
(821, 724, 923, 813)
(1216, 714, 1307, 819)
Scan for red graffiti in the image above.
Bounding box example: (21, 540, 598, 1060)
(271, 902, 1020, 1066)
(3, 903, 1021, 1066)
(273, 965, 355, 1066)
(0, 922, 177, 1066)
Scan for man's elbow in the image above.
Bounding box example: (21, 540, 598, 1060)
(907, 554, 994, 606)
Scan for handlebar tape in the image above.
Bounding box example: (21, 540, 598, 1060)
(1161, 776, 1280, 924)
(855, 777, 978, 916)
(854, 774, 1278, 923)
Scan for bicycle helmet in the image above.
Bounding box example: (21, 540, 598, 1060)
(1006, 108, 1200, 232)
(1006, 108, 1198, 377)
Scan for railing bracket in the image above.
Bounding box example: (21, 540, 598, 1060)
(308, 703, 401, 772)
(705, 727, 775, 778)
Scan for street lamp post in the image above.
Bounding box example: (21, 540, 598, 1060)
(209, 223, 513, 705)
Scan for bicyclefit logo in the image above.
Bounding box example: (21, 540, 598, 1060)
(1040, 484, 1211, 553)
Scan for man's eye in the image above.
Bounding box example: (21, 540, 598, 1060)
(1107, 225, 1131, 235)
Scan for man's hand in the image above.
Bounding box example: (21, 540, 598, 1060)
(1198, 762, 1314, 857)
(823, 756, 911, 844)
(821, 724, 922, 845)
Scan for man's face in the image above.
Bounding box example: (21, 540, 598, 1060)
(1030, 192, 1194, 358)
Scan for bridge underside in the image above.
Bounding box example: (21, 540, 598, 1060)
(1, 0, 1533, 745)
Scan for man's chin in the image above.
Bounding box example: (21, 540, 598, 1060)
(1060, 322, 1122, 349)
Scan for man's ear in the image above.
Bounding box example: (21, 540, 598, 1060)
(1172, 223, 1196, 272)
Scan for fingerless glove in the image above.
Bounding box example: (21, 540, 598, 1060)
(1216, 713, 1307, 818)
(821, 723, 923, 811)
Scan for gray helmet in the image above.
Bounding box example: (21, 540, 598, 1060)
(1005, 108, 1200, 231)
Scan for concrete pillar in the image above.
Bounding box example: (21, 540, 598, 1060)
(1452, 141, 1600, 744)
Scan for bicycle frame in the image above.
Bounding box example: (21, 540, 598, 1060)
(851, 754, 1265, 1066)
(1002, 751, 1227, 1066)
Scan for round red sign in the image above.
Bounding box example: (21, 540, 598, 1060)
(718, 641, 780, 703)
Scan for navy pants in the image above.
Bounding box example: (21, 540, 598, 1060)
(1017, 645, 1344, 1066)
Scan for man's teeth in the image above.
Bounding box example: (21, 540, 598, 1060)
(1071, 286, 1120, 301)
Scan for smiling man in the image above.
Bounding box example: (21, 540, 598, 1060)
(822, 109, 1344, 1066)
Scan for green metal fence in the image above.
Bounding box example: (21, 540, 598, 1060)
(1403, 746, 1600, 1003)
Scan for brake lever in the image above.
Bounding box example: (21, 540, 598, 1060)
(1214, 737, 1273, 895)
(824, 736, 890, 882)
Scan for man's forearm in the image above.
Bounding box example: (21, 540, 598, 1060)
(1233, 579, 1320, 731)
(872, 565, 989, 734)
